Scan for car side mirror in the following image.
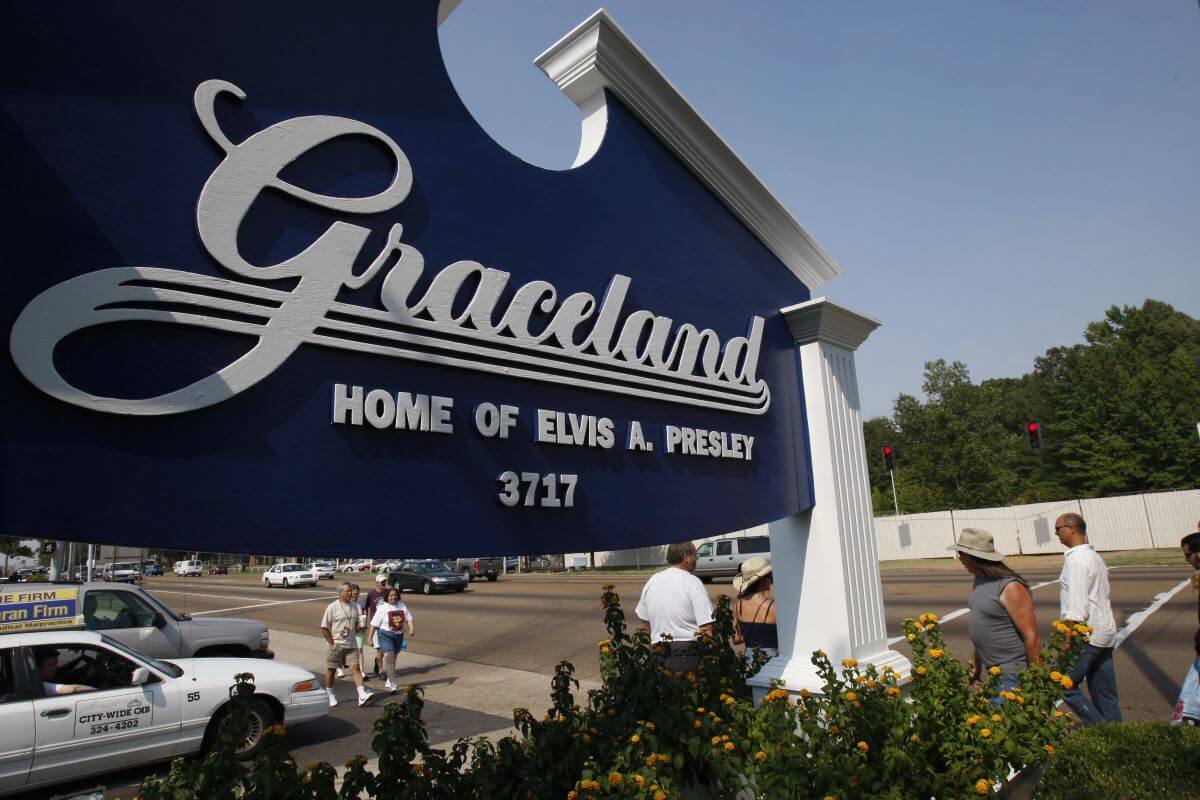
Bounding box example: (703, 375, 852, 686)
(152, 613, 167, 629)
(131, 667, 150, 686)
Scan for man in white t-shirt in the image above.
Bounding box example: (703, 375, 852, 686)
(635, 541, 714, 673)
(320, 581, 375, 707)
(1055, 513, 1121, 725)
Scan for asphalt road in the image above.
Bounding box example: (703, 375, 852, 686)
(33, 557, 1197, 798)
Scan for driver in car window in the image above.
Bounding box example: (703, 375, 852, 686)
(37, 650, 94, 696)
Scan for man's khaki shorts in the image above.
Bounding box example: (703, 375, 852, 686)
(326, 645, 360, 670)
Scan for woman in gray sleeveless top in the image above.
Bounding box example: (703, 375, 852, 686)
(949, 529, 1041, 701)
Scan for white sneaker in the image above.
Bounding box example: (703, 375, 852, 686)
(357, 691, 375, 707)
(328, 694, 339, 707)
(385, 680, 397, 691)
(336, 668, 346, 678)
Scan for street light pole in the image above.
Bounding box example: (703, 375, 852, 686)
(888, 467, 901, 518)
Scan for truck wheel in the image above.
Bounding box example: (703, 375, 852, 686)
(422, 581, 432, 595)
(486, 574, 498, 582)
(460, 568, 472, 582)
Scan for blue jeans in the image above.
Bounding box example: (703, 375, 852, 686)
(989, 672, 1021, 707)
(1065, 644, 1122, 725)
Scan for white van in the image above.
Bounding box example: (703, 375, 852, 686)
(173, 559, 202, 577)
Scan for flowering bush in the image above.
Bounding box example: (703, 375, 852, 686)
(137, 592, 1086, 799)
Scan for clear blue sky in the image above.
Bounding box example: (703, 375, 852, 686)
(439, 2, 1200, 418)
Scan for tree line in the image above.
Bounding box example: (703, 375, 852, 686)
(863, 300, 1200, 516)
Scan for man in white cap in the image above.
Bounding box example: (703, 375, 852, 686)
(364, 573, 389, 678)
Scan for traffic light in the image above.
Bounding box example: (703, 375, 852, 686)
(1025, 421, 1042, 450)
(882, 445, 896, 471)
(41, 541, 57, 555)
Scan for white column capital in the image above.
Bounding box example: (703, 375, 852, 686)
(779, 297, 880, 351)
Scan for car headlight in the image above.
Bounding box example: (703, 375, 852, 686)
(291, 679, 317, 693)
(432, 576, 446, 582)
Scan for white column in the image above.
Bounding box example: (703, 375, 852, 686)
(747, 297, 911, 701)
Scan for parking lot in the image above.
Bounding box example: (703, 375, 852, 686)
(39, 554, 1197, 798)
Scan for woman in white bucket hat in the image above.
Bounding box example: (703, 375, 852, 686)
(733, 556, 777, 657)
(949, 528, 1041, 703)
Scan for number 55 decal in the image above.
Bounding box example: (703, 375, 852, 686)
(187, 691, 201, 703)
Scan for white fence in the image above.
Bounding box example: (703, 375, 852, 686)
(575, 488, 1199, 567)
(874, 488, 1200, 561)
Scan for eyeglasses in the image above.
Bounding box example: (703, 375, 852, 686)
(1054, 525, 1074, 533)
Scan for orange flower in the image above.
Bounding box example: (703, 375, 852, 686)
(975, 778, 991, 794)
(607, 772, 623, 788)
(856, 741, 869, 752)
(1060, 676, 1074, 689)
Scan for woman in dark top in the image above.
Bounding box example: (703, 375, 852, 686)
(733, 556, 778, 656)
(949, 528, 1040, 702)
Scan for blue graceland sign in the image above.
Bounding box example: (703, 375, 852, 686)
(1, 2, 818, 557)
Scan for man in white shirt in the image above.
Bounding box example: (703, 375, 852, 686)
(1055, 513, 1121, 725)
(635, 541, 714, 673)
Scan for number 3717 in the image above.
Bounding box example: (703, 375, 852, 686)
(497, 472, 578, 508)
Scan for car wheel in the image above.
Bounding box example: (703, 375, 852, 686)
(460, 568, 472, 582)
(422, 581, 432, 595)
(229, 698, 276, 761)
(263, 578, 270, 588)
(486, 574, 498, 582)
(282, 578, 289, 588)
(698, 575, 712, 584)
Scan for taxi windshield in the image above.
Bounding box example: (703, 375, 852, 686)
(100, 634, 184, 678)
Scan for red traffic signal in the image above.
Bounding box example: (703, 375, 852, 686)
(882, 445, 895, 471)
(1025, 421, 1043, 449)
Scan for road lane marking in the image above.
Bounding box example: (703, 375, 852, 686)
(1113, 578, 1192, 648)
(886, 579, 1058, 645)
(189, 594, 338, 615)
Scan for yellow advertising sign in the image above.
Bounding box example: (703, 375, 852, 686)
(0, 587, 83, 632)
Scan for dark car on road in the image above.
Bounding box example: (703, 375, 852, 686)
(388, 560, 468, 595)
(208, 564, 229, 575)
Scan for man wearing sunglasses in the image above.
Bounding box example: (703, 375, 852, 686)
(1171, 529, 1200, 726)
(1054, 513, 1121, 725)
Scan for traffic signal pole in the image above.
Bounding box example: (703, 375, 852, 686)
(889, 467, 901, 518)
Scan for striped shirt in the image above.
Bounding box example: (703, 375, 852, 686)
(1059, 544, 1117, 648)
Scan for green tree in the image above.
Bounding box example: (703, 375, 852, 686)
(0, 536, 34, 576)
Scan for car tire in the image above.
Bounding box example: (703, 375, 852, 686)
(486, 574, 498, 582)
(263, 578, 270, 588)
(211, 697, 276, 761)
(422, 581, 432, 595)
(698, 575, 712, 584)
(282, 578, 289, 588)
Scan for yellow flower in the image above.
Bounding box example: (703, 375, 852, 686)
(816, 649, 827, 659)
(980, 728, 992, 738)
(600, 646, 611, 655)
(608, 772, 623, 788)
(989, 666, 1001, 676)
(630, 734, 640, 744)
(975, 778, 991, 794)
(842, 658, 858, 668)
(655, 793, 667, 800)
(916, 666, 927, 676)
(645, 721, 655, 730)
(866, 679, 877, 688)
(693, 720, 702, 729)
(1054, 710, 1065, 718)
(856, 741, 869, 752)
(967, 715, 982, 726)
(909, 733, 920, 742)
(855, 675, 868, 683)
(844, 691, 858, 702)
(686, 672, 696, 682)
(929, 648, 944, 658)
(886, 686, 902, 697)
(1049, 671, 1063, 682)
(581, 734, 591, 744)
(799, 688, 811, 699)
(633, 775, 645, 789)
(828, 725, 840, 734)
(697, 707, 706, 713)
(567, 792, 578, 800)
(723, 742, 735, 751)
(711, 735, 723, 746)
(1044, 744, 1056, 755)
(991, 714, 1002, 723)
(907, 633, 916, 641)
(755, 750, 767, 762)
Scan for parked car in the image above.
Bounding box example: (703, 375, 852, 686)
(98, 562, 142, 584)
(307, 561, 336, 580)
(343, 560, 372, 573)
(8, 567, 47, 582)
(262, 563, 317, 588)
(173, 559, 203, 577)
(693, 535, 772, 582)
(208, 564, 228, 575)
(142, 562, 164, 576)
(0, 629, 325, 795)
(447, 557, 502, 582)
(8, 581, 273, 660)
(387, 560, 468, 594)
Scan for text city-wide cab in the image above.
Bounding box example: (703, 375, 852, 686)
(17, 582, 272, 661)
(0, 628, 328, 796)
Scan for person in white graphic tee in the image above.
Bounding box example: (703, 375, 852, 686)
(635, 541, 714, 674)
(1055, 513, 1121, 725)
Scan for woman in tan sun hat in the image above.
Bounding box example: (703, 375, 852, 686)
(949, 528, 1040, 702)
(733, 556, 777, 655)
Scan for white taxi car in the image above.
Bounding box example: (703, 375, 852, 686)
(0, 629, 328, 796)
(261, 563, 318, 588)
